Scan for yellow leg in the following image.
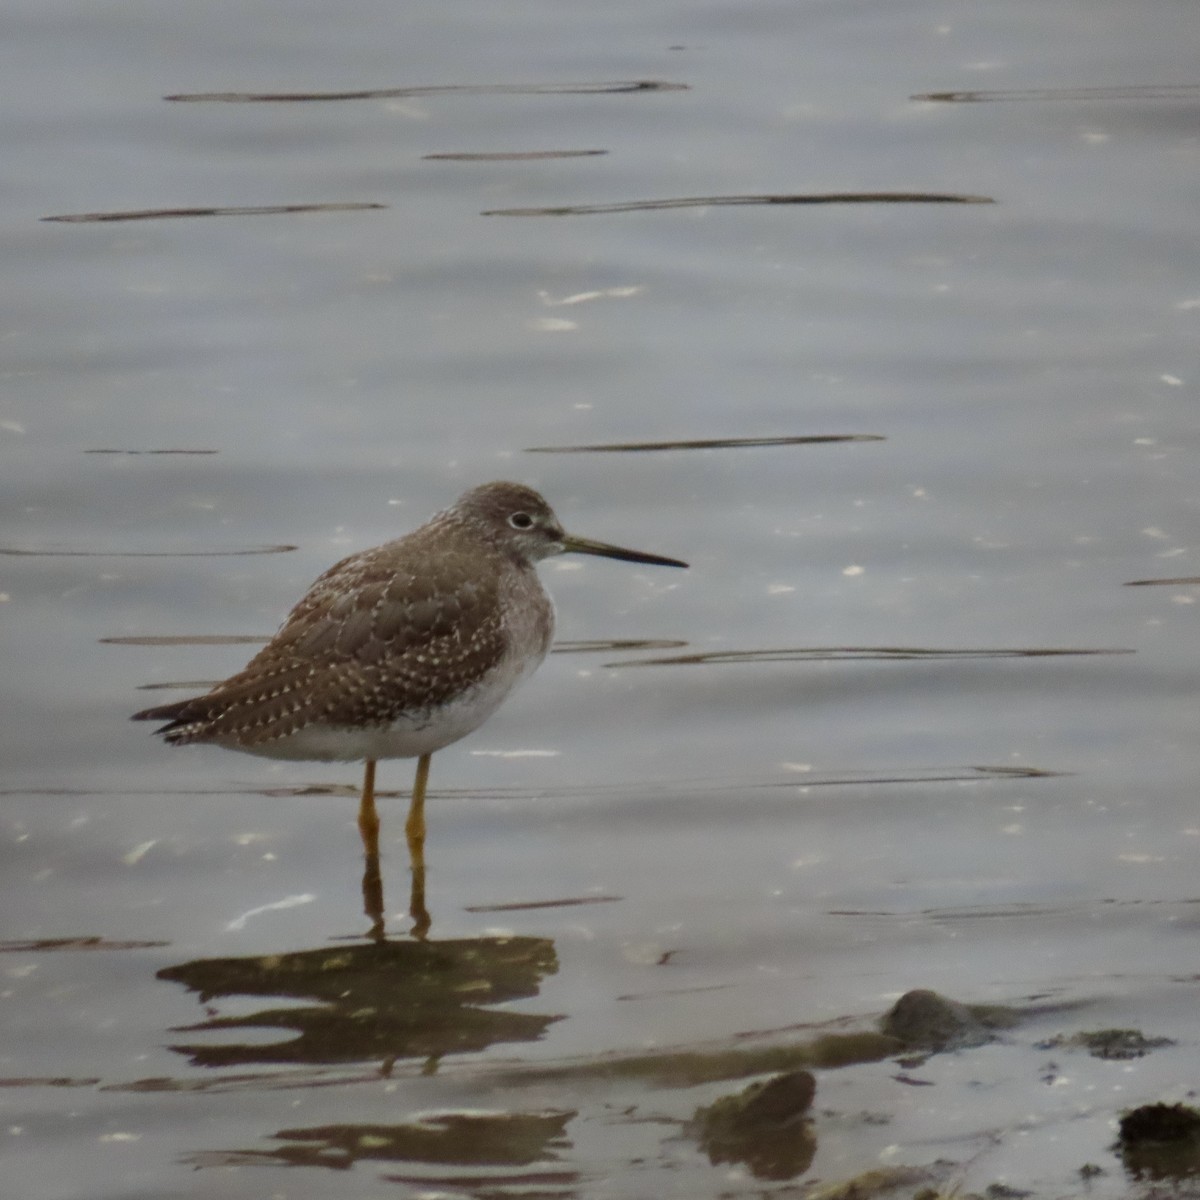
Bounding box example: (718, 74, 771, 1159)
(358, 759, 380, 855)
(405, 753, 431, 853)
(357, 759, 385, 942)
(406, 753, 432, 940)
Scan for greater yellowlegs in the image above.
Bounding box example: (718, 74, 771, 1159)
(134, 481, 686, 926)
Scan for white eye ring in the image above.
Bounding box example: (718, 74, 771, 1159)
(508, 512, 534, 530)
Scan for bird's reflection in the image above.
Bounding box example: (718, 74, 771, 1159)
(157, 933, 560, 1070)
(188, 1110, 579, 1185)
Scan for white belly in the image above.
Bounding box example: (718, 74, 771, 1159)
(220, 645, 547, 764)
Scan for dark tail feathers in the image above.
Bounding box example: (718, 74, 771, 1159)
(131, 698, 192, 723)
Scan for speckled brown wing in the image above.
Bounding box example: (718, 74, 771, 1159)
(134, 525, 510, 747)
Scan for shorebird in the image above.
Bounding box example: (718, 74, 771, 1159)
(134, 481, 687, 913)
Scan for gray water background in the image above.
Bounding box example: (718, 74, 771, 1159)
(3, 1, 1200, 1196)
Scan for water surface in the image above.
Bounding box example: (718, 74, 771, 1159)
(3, 1, 1200, 1197)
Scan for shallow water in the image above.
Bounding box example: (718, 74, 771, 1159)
(4, 1, 1200, 1197)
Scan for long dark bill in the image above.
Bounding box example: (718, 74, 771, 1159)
(561, 533, 688, 569)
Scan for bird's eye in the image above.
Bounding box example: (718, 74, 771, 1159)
(508, 512, 535, 530)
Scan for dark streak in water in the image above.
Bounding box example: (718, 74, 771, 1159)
(0, 936, 170, 952)
(606, 646, 1135, 668)
(551, 638, 689, 654)
(42, 204, 384, 223)
(1125, 576, 1200, 587)
(0, 1076, 104, 1088)
(104, 1068, 379, 1094)
(919, 903, 1076, 920)
(831, 898, 1194, 920)
(102, 635, 269, 646)
(966, 764, 1059, 777)
(85, 448, 219, 455)
(294, 764, 1065, 799)
(4, 546, 295, 558)
(464, 895, 621, 913)
(616, 983, 737, 1002)
(913, 84, 1200, 103)
(165, 80, 688, 102)
(424, 150, 608, 161)
(384, 1170, 582, 1190)
(483, 192, 994, 217)
(762, 766, 1066, 786)
(136, 680, 223, 691)
(0, 765, 1062, 801)
(289, 764, 1065, 798)
(526, 434, 884, 453)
